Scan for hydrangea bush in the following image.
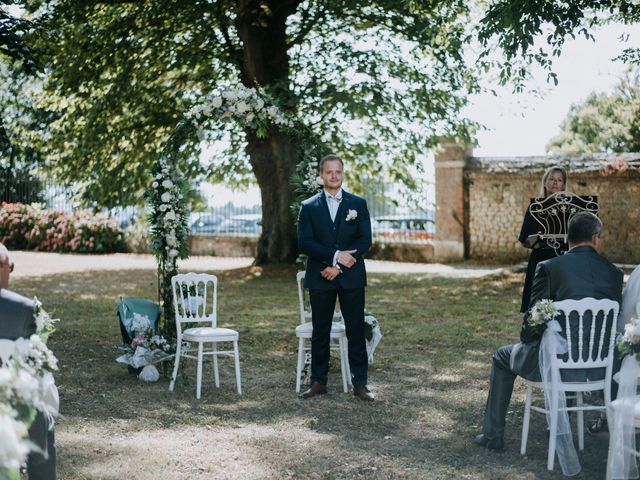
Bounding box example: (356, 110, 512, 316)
(0, 203, 126, 253)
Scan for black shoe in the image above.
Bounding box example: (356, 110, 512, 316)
(473, 434, 504, 453)
(353, 385, 375, 401)
(587, 416, 608, 434)
(299, 382, 328, 399)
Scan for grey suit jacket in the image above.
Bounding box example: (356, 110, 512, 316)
(0, 288, 37, 340)
(513, 245, 623, 382)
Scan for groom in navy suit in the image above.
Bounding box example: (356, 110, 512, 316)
(297, 154, 374, 401)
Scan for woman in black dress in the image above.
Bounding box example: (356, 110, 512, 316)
(519, 166, 568, 312)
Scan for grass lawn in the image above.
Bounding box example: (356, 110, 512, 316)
(13, 265, 610, 479)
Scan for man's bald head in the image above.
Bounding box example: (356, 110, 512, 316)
(0, 243, 11, 289)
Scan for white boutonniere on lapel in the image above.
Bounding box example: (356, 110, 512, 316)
(345, 209, 358, 222)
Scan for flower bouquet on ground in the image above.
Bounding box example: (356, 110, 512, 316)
(115, 313, 175, 382)
(364, 312, 382, 364)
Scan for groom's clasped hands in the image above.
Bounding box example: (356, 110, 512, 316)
(320, 249, 358, 281)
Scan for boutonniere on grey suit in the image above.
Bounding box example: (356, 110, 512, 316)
(345, 209, 358, 222)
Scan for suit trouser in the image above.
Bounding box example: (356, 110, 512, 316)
(309, 287, 368, 386)
(27, 412, 56, 480)
(482, 343, 621, 439)
(482, 344, 522, 440)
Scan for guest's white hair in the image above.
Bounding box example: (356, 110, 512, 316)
(0, 243, 9, 263)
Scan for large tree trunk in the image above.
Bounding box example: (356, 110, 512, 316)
(235, 0, 302, 264)
(246, 128, 298, 264)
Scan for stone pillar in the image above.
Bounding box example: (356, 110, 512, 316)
(434, 139, 472, 262)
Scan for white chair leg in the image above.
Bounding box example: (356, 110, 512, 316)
(576, 392, 584, 451)
(339, 337, 352, 386)
(296, 337, 305, 393)
(169, 340, 182, 392)
(345, 339, 352, 386)
(212, 342, 220, 388)
(547, 391, 559, 471)
(339, 336, 348, 393)
(196, 342, 204, 399)
(233, 340, 242, 395)
(521, 384, 533, 455)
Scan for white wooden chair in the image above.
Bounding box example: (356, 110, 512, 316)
(520, 297, 619, 471)
(295, 271, 351, 393)
(169, 273, 241, 399)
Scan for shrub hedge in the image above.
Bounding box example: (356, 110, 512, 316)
(0, 202, 127, 253)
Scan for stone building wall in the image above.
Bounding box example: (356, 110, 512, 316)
(465, 155, 640, 264)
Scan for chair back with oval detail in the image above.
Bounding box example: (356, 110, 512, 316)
(172, 272, 218, 333)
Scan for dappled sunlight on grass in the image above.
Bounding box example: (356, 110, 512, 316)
(11, 268, 610, 479)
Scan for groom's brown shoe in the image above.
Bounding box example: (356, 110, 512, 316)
(353, 385, 374, 401)
(300, 382, 327, 399)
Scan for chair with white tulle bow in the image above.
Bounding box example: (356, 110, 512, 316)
(606, 300, 640, 480)
(169, 273, 241, 399)
(520, 297, 619, 471)
(606, 355, 640, 480)
(295, 271, 351, 393)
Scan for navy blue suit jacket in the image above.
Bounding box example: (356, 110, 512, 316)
(297, 190, 372, 290)
(513, 245, 623, 382)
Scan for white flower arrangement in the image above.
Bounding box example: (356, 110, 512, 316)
(618, 317, 640, 360)
(188, 85, 294, 137)
(299, 158, 322, 191)
(0, 404, 30, 473)
(528, 299, 559, 327)
(364, 314, 379, 341)
(33, 297, 57, 340)
(345, 209, 358, 222)
(0, 301, 59, 475)
(148, 157, 189, 277)
(364, 313, 382, 364)
(130, 313, 151, 335)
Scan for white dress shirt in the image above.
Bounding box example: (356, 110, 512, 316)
(324, 189, 343, 268)
(324, 188, 343, 222)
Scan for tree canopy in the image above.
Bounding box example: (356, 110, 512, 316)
(547, 69, 640, 154)
(478, 0, 640, 89)
(0, 1, 41, 160)
(17, 0, 479, 209)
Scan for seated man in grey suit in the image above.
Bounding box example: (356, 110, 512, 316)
(0, 243, 57, 479)
(473, 212, 623, 452)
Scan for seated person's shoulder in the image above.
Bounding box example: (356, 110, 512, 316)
(301, 194, 320, 207)
(0, 288, 36, 311)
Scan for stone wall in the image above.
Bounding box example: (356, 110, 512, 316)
(189, 235, 435, 262)
(465, 155, 640, 263)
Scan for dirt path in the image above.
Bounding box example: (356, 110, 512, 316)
(10, 251, 505, 279)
